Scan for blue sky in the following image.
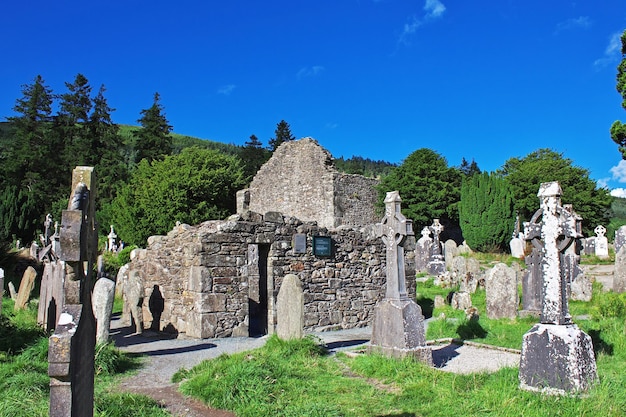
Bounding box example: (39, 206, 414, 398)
(2, 1, 626, 194)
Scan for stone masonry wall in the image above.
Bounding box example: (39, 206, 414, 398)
(246, 138, 379, 229)
(333, 173, 380, 228)
(127, 212, 416, 339)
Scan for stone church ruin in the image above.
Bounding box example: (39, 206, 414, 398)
(124, 138, 416, 339)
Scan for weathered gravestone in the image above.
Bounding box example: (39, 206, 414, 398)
(615, 225, 626, 255)
(519, 182, 597, 395)
(48, 166, 98, 417)
(92, 256, 116, 345)
(369, 191, 432, 364)
(8, 281, 17, 300)
(37, 215, 65, 332)
(415, 227, 432, 273)
(444, 239, 457, 269)
(594, 225, 609, 260)
(451, 291, 472, 310)
(14, 266, 37, 310)
(510, 233, 526, 259)
(427, 219, 446, 276)
(614, 245, 626, 293)
(486, 263, 518, 319)
(276, 274, 304, 340)
(106, 225, 118, 252)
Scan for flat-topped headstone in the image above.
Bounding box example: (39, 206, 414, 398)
(519, 182, 597, 395)
(369, 191, 432, 364)
(486, 263, 518, 319)
(276, 274, 304, 340)
(614, 245, 626, 293)
(615, 225, 626, 254)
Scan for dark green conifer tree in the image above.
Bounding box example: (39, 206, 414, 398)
(459, 172, 515, 252)
(268, 120, 295, 151)
(133, 92, 173, 163)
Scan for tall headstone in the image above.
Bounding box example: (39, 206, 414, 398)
(276, 274, 304, 340)
(427, 219, 446, 275)
(615, 225, 626, 255)
(485, 263, 518, 319)
(614, 245, 626, 293)
(14, 266, 37, 310)
(594, 225, 609, 260)
(92, 256, 116, 345)
(444, 239, 457, 269)
(48, 166, 98, 417)
(415, 227, 432, 273)
(369, 191, 432, 364)
(519, 182, 597, 395)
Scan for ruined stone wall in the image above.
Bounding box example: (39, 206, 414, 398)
(127, 212, 416, 339)
(248, 138, 336, 229)
(333, 173, 380, 228)
(246, 138, 379, 229)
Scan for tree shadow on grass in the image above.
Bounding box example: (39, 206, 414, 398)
(587, 329, 613, 356)
(456, 320, 487, 340)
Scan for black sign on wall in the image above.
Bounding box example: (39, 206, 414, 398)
(313, 236, 333, 257)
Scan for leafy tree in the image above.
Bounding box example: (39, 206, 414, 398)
(459, 172, 514, 252)
(268, 120, 295, 151)
(377, 148, 462, 232)
(109, 147, 246, 246)
(240, 134, 270, 181)
(499, 148, 611, 236)
(611, 30, 626, 158)
(133, 92, 172, 163)
(459, 157, 481, 177)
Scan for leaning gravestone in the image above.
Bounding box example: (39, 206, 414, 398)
(369, 191, 432, 364)
(594, 225, 609, 260)
(48, 166, 98, 417)
(14, 266, 37, 310)
(276, 274, 304, 340)
(485, 263, 518, 319)
(519, 182, 597, 395)
(614, 245, 626, 293)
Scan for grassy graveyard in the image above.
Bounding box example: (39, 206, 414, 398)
(173, 276, 626, 417)
(0, 297, 168, 417)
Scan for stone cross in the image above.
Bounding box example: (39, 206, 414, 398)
(594, 225, 606, 238)
(429, 219, 444, 257)
(49, 166, 98, 417)
(107, 225, 118, 252)
(378, 191, 413, 300)
(529, 182, 580, 325)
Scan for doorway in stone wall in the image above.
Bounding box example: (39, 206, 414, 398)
(248, 243, 269, 336)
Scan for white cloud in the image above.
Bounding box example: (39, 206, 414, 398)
(593, 31, 623, 70)
(297, 66, 325, 79)
(555, 16, 591, 33)
(217, 84, 236, 95)
(424, 0, 446, 19)
(611, 188, 626, 198)
(399, 0, 446, 44)
(611, 160, 626, 182)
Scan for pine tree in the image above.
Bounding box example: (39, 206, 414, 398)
(88, 85, 128, 205)
(2, 75, 60, 242)
(56, 73, 93, 168)
(268, 120, 295, 151)
(133, 92, 173, 163)
(240, 134, 270, 180)
(459, 157, 481, 176)
(611, 30, 626, 158)
(458, 172, 515, 252)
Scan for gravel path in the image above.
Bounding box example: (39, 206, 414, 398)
(110, 316, 520, 416)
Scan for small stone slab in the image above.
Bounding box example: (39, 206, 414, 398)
(14, 266, 37, 310)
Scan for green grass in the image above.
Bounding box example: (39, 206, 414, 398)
(176, 276, 626, 416)
(0, 297, 168, 416)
